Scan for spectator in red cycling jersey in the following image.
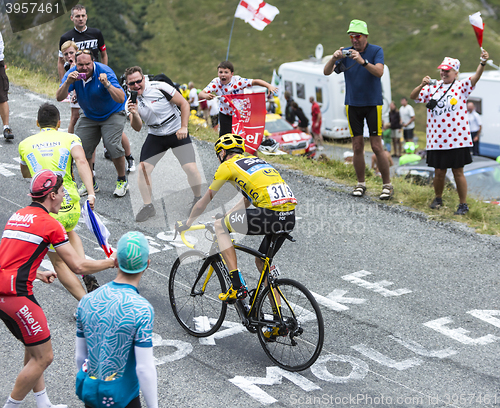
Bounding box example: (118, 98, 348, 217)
(0, 170, 115, 408)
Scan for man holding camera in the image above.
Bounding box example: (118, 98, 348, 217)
(125, 66, 202, 222)
(324, 19, 393, 200)
(56, 49, 129, 197)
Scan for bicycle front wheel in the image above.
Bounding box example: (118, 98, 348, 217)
(256, 278, 324, 371)
(169, 250, 227, 337)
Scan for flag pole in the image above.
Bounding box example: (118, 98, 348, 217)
(226, 3, 239, 60)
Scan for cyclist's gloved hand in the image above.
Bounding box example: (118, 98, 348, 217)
(214, 213, 225, 220)
(175, 220, 190, 233)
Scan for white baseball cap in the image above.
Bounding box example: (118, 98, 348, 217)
(437, 57, 460, 71)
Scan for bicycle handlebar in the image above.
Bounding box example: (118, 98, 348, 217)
(179, 224, 208, 249)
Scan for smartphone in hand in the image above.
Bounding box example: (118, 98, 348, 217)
(130, 90, 138, 104)
(77, 73, 86, 80)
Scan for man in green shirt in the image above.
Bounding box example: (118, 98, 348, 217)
(19, 103, 99, 302)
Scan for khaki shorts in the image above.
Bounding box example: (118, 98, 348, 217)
(75, 111, 126, 159)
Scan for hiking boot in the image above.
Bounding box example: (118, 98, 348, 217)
(351, 184, 366, 197)
(429, 197, 443, 209)
(113, 180, 129, 197)
(219, 285, 248, 303)
(379, 184, 394, 200)
(126, 155, 136, 172)
(78, 181, 100, 197)
(136, 204, 156, 222)
(82, 275, 100, 293)
(3, 127, 14, 140)
(454, 203, 469, 215)
(188, 195, 201, 216)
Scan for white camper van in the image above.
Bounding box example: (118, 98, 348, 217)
(276, 46, 392, 139)
(460, 68, 500, 159)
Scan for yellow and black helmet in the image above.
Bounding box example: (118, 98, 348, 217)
(214, 133, 245, 154)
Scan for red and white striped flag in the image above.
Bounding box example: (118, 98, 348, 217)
(469, 11, 484, 47)
(235, 0, 279, 31)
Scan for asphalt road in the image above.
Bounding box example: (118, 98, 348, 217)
(1, 85, 500, 408)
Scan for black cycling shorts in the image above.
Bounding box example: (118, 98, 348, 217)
(346, 105, 382, 137)
(224, 207, 295, 257)
(140, 133, 195, 166)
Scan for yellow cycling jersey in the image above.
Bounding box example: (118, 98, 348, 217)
(19, 128, 82, 214)
(209, 154, 297, 211)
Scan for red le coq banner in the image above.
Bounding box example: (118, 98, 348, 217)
(224, 92, 266, 155)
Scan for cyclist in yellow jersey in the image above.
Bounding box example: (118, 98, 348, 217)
(176, 134, 297, 302)
(18, 103, 99, 301)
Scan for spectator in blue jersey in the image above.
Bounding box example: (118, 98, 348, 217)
(56, 49, 129, 197)
(75, 231, 157, 408)
(324, 19, 393, 200)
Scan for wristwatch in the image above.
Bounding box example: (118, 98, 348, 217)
(362, 59, 369, 67)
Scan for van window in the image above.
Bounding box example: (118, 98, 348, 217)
(284, 81, 293, 96)
(296, 83, 305, 99)
(315, 87, 323, 104)
(468, 98, 482, 114)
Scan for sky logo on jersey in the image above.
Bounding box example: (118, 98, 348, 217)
(26, 153, 42, 173)
(235, 157, 273, 175)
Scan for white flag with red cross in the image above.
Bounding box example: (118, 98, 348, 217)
(235, 0, 280, 31)
(469, 11, 484, 47)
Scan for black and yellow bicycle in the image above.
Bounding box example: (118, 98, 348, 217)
(169, 222, 324, 372)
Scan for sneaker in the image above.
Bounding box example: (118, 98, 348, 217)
(113, 180, 129, 197)
(188, 195, 201, 216)
(126, 155, 136, 173)
(82, 275, 100, 293)
(379, 184, 394, 200)
(135, 203, 156, 222)
(3, 127, 14, 140)
(78, 181, 100, 197)
(429, 197, 443, 209)
(104, 148, 111, 160)
(219, 285, 248, 303)
(351, 184, 366, 197)
(454, 203, 469, 215)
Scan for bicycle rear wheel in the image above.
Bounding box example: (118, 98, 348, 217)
(256, 278, 324, 371)
(169, 250, 227, 337)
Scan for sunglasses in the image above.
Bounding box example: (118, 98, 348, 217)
(127, 77, 144, 87)
(349, 34, 363, 39)
(75, 49, 92, 57)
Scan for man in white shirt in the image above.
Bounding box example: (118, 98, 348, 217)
(125, 66, 202, 222)
(400, 97, 415, 142)
(467, 102, 482, 156)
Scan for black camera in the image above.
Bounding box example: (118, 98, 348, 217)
(130, 90, 138, 104)
(426, 99, 437, 110)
